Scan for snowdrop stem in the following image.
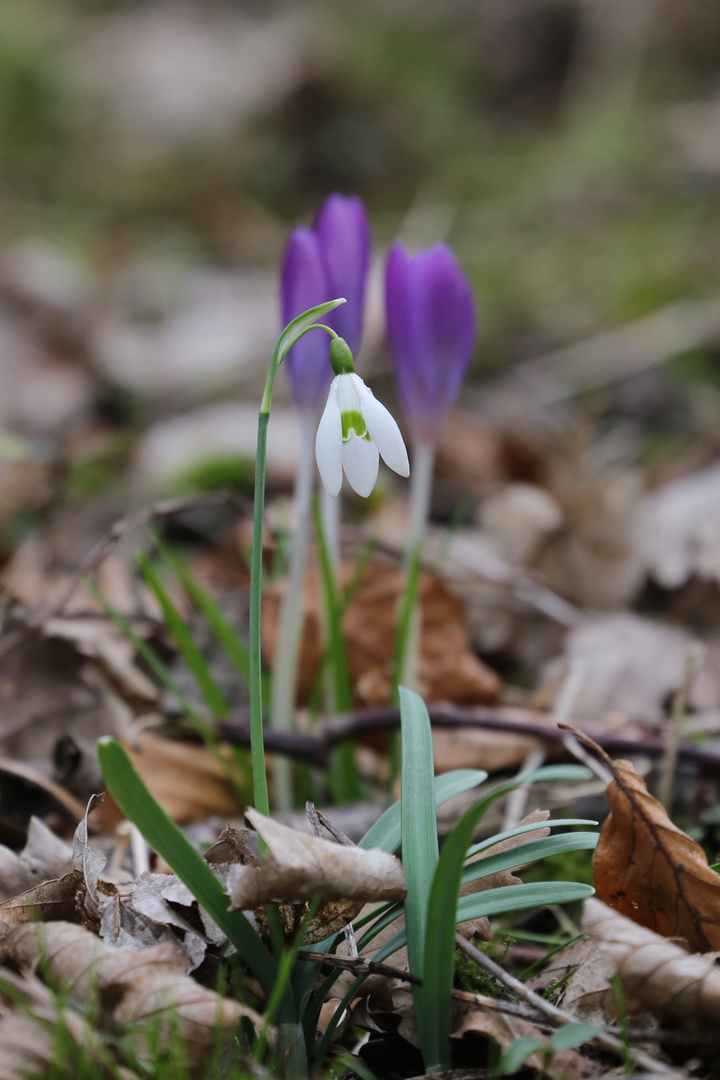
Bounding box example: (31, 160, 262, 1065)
(320, 483, 341, 568)
(397, 440, 436, 692)
(250, 313, 340, 818)
(270, 409, 317, 812)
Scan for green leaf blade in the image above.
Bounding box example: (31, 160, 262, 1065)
(399, 687, 440, 1070)
(97, 737, 279, 1004)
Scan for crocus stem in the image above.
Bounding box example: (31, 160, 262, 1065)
(407, 439, 436, 559)
(396, 440, 436, 692)
(270, 409, 317, 812)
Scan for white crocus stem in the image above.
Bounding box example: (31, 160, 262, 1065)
(400, 439, 436, 691)
(270, 408, 316, 812)
(406, 439, 436, 560)
(315, 373, 409, 498)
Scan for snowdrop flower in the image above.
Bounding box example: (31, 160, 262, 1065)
(315, 337, 409, 498)
(281, 195, 370, 411)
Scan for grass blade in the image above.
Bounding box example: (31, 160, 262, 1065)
(137, 551, 229, 718)
(152, 532, 255, 690)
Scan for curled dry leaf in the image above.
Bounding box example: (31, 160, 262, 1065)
(0, 816, 72, 902)
(0, 920, 263, 1070)
(228, 808, 406, 909)
(583, 897, 720, 1022)
(585, 737, 720, 951)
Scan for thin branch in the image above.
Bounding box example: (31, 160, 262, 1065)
(217, 705, 720, 776)
(454, 931, 683, 1077)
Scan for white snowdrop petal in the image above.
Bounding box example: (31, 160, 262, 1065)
(315, 389, 343, 497)
(359, 389, 410, 478)
(341, 434, 379, 498)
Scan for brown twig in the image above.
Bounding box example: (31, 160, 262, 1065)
(454, 931, 683, 1076)
(218, 704, 720, 776)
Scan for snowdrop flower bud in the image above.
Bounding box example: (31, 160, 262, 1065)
(385, 242, 476, 443)
(315, 336, 409, 498)
(281, 195, 370, 411)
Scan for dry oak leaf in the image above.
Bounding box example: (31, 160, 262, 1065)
(0, 920, 263, 1070)
(591, 751, 720, 951)
(263, 559, 501, 707)
(228, 808, 406, 909)
(583, 897, 720, 1023)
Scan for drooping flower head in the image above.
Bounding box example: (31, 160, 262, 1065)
(315, 336, 409, 498)
(281, 194, 370, 411)
(385, 242, 476, 444)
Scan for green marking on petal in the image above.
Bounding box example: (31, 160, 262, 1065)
(341, 410, 367, 440)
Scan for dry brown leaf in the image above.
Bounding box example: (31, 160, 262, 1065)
(0, 817, 72, 902)
(528, 936, 620, 1028)
(590, 749, 720, 951)
(583, 897, 720, 1022)
(122, 731, 242, 823)
(0, 920, 263, 1070)
(228, 808, 405, 909)
(0, 968, 120, 1080)
(263, 560, 501, 707)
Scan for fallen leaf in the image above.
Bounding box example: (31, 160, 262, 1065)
(0, 816, 72, 902)
(0, 921, 263, 1071)
(587, 741, 720, 951)
(542, 613, 720, 724)
(227, 808, 406, 909)
(263, 560, 501, 708)
(122, 731, 243, 823)
(583, 897, 720, 1022)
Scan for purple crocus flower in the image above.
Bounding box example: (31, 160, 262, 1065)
(281, 194, 370, 412)
(385, 242, 476, 444)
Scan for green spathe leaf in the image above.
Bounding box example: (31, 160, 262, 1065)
(97, 737, 281, 1007)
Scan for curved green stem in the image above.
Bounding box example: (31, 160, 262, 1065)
(248, 300, 345, 815)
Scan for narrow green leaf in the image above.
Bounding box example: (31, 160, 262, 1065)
(460, 832, 598, 888)
(97, 738, 280, 1005)
(548, 1022, 605, 1053)
(359, 769, 488, 853)
(499, 1037, 545, 1075)
(465, 818, 597, 859)
(399, 687, 439, 1070)
(137, 551, 229, 717)
(153, 534, 255, 690)
(371, 882, 595, 964)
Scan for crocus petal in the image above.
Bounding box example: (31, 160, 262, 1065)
(281, 228, 333, 410)
(385, 242, 476, 442)
(315, 381, 343, 497)
(354, 378, 409, 478)
(341, 433, 379, 498)
(315, 195, 371, 355)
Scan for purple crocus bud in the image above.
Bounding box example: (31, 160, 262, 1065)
(385, 242, 476, 444)
(281, 195, 371, 412)
(281, 227, 332, 411)
(315, 194, 371, 355)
